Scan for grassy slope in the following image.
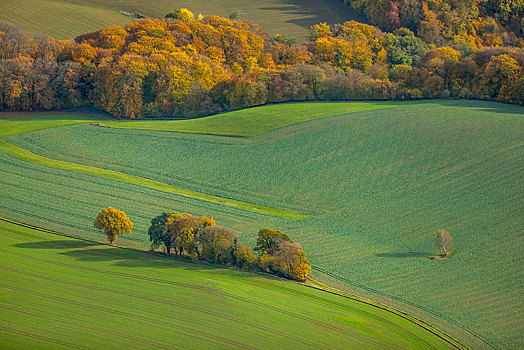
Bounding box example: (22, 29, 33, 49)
(106, 101, 401, 137)
(1, 100, 523, 348)
(0, 0, 365, 41)
(0, 0, 129, 40)
(0, 219, 455, 349)
(0, 112, 308, 220)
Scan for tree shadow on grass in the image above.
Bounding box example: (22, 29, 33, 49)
(61, 248, 224, 271)
(14, 240, 232, 272)
(375, 251, 430, 258)
(14, 240, 99, 250)
(258, 0, 367, 30)
(59, 248, 182, 269)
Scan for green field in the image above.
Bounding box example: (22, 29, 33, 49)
(105, 101, 402, 137)
(0, 218, 459, 349)
(0, 0, 364, 41)
(0, 100, 523, 348)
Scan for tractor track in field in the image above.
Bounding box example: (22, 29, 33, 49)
(237, 278, 441, 350)
(0, 140, 308, 220)
(0, 245, 387, 350)
(0, 264, 327, 348)
(0, 217, 464, 349)
(0, 304, 175, 349)
(0, 284, 253, 349)
(311, 265, 489, 350)
(0, 324, 87, 349)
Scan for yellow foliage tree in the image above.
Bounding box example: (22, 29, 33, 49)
(271, 242, 311, 281)
(166, 8, 194, 21)
(234, 245, 257, 269)
(94, 207, 133, 244)
(310, 22, 332, 40)
(164, 213, 200, 256)
(71, 43, 97, 63)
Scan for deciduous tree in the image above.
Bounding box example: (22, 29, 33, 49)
(94, 207, 133, 244)
(435, 229, 453, 256)
(197, 225, 236, 264)
(148, 213, 213, 257)
(270, 241, 311, 281)
(234, 245, 257, 269)
(254, 228, 292, 255)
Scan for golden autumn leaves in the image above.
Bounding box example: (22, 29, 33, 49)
(94, 207, 311, 281)
(93, 207, 133, 244)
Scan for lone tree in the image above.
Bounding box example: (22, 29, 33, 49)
(94, 207, 133, 244)
(435, 229, 453, 257)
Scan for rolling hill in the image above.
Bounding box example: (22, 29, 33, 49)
(0, 218, 458, 349)
(0, 100, 522, 348)
(0, 0, 365, 41)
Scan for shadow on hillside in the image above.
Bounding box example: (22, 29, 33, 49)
(432, 99, 524, 115)
(375, 251, 430, 259)
(58, 248, 182, 268)
(258, 0, 367, 30)
(15, 240, 218, 270)
(59, 248, 222, 271)
(14, 240, 98, 249)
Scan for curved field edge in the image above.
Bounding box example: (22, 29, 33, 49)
(103, 101, 417, 137)
(0, 216, 463, 350)
(0, 102, 424, 220)
(0, 139, 308, 220)
(0, 0, 365, 42)
(1, 101, 522, 348)
(305, 278, 467, 350)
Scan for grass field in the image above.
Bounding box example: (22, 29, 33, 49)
(0, 218, 458, 349)
(0, 0, 365, 41)
(0, 100, 523, 348)
(105, 101, 402, 137)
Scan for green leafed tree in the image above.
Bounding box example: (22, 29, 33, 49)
(94, 207, 133, 244)
(147, 212, 172, 251)
(254, 228, 292, 255)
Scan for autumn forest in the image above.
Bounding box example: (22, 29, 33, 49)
(0, 1, 522, 119)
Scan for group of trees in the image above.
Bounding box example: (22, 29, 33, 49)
(344, 0, 523, 43)
(93, 206, 452, 282)
(0, 6, 522, 117)
(93, 207, 311, 281)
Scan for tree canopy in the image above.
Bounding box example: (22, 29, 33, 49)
(147, 212, 310, 280)
(0, 8, 522, 118)
(255, 228, 292, 254)
(93, 207, 133, 244)
(148, 212, 214, 257)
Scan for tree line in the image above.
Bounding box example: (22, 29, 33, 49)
(0, 8, 522, 118)
(343, 0, 523, 43)
(94, 207, 311, 281)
